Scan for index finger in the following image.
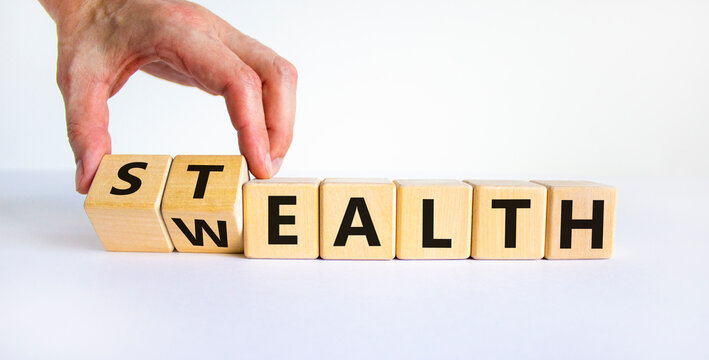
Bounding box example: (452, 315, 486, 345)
(221, 30, 298, 174)
(157, 31, 273, 178)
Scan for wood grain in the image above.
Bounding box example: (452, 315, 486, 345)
(84, 154, 174, 252)
(531, 180, 616, 259)
(319, 178, 395, 260)
(395, 180, 472, 259)
(465, 180, 546, 259)
(161, 155, 249, 253)
(243, 178, 320, 259)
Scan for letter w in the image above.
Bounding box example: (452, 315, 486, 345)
(171, 218, 228, 247)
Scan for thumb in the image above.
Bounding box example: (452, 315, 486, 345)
(62, 81, 112, 194)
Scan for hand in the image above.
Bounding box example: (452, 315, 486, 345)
(39, 0, 297, 193)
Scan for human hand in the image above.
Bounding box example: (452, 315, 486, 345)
(39, 0, 297, 193)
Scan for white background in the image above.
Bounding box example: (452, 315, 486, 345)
(0, 0, 707, 177)
(1, 1, 708, 359)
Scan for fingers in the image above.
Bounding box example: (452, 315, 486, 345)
(220, 30, 297, 175)
(60, 77, 112, 194)
(157, 33, 272, 178)
(141, 61, 213, 94)
(259, 56, 297, 175)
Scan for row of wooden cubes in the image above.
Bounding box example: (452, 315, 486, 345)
(85, 155, 617, 259)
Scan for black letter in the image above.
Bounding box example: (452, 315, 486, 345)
(269, 196, 297, 245)
(560, 200, 604, 249)
(491, 199, 531, 248)
(334, 198, 380, 247)
(171, 218, 229, 247)
(422, 199, 451, 248)
(110, 162, 148, 195)
(187, 165, 224, 199)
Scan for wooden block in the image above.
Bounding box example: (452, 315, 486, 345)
(243, 178, 320, 259)
(394, 180, 472, 259)
(319, 178, 396, 260)
(531, 180, 617, 259)
(465, 180, 546, 259)
(84, 155, 174, 252)
(161, 155, 249, 253)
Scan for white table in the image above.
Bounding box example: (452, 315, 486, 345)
(1, 172, 707, 359)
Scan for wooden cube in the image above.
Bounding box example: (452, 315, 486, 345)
(465, 180, 546, 259)
(531, 180, 617, 259)
(84, 155, 174, 252)
(394, 180, 472, 259)
(320, 179, 396, 260)
(243, 178, 320, 259)
(161, 155, 249, 253)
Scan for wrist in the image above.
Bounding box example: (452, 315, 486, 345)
(39, 0, 117, 37)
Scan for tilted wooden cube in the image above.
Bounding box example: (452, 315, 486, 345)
(84, 155, 174, 252)
(531, 180, 617, 259)
(395, 180, 472, 259)
(465, 180, 546, 259)
(319, 179, 396, 260)
(161, 155, 249, 253)
(243, 178, 320, 259)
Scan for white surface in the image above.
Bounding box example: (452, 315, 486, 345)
(1, 0, 708, 177)
(0, 171, 707, 359)
(1, 0, 707, 357)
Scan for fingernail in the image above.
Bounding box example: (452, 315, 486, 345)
(264, 152, 273, 178)
(75, 159, 84, 192)
(271, 157, 283, 176)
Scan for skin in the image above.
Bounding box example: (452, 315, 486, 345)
(38, 0, 298, 193)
